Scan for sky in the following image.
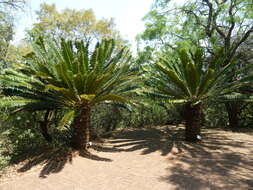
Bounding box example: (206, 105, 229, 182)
(13, 0, 155, 50)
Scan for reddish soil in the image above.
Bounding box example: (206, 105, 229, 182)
(0, 125, 253, 190)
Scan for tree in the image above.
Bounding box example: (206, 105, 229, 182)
(0, 12, 14, 64)
(0, 0, 27, 66)
(145, 48, 253, 141)
(29, 3, 125, 45)
(140, 0, 253, 129)
(141, 0, 253, 53)
(0, 37, 137, 150)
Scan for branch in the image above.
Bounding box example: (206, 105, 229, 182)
(227, 25, 253, 63)
(180, 8, 206, 28)
(0, 0, 25, 10)
(224, 0, 236, 52)
(165, 43, 176, 50)
(202, 0, 213, 37)
(214, 24, 226, 38)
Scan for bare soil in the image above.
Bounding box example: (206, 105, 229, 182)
(0, 125, 253, 190)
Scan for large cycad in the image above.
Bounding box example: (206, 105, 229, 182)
(0, 38, 137, 150)
(146, 48, 253, 142)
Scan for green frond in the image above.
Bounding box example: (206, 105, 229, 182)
(0, 97, 38, 108)
(155, 63, 190, 96)
(58, 110, 75, 130)
(146, 47, 253, 106)
(167, 99, 188, 104)
(1, 37, 137, 114)
(80, 94, 96, 101)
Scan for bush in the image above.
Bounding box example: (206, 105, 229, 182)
(203, 103, 228, 128)
(0, 110, 71, 170)
(91, 100, 183, 138)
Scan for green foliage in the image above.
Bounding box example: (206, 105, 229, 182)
(0, 37, 138, 150)
(0, 109, 73, 170)
(29, 3, 126, 46)
(121, 100, 169, 128)
(91, 104, 123, 136)
(1, 0, 253, 171)
(0, 12, 14, 67)
(203, 103, 228, 128)
(1, 38, 137, 109)
(239, 103, 253, 128)
(145, 48, 253, 106)
(0, 111, 46, 169)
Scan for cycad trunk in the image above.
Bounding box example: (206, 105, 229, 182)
(71, 106, 91, 150)
(184, 103, 202, 142)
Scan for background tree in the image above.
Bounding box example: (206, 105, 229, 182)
(0, 0, 27, 66)
(29, 3, 126, 46)
(139, 0, 253, 129)
(0, 12, 14, 64)
(0, 0, 25, 60)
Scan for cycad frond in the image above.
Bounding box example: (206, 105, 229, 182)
(0, 37, 137, 114)
(146, 47, 253, 105)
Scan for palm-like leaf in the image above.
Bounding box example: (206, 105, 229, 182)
(145, 48, 253, 105)
(145, 48, 253, 142)
(1, 38, 137, 111)
(0, 38, 138, 149)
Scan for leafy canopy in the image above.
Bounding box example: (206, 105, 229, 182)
(30, 3, 125, 45)
(145, 48, 253, 105)
(0, 37, 138, 113)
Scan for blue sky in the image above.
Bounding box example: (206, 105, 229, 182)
(13, 0, 155, 49)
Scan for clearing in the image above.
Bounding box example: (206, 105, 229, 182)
(0, 125, 253, 190)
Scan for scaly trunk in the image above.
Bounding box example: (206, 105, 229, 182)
(184, 103, 202, 142)
(225, 102, 239, 130)
(71, 106, 91, 150)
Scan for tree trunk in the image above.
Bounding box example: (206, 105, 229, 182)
(40, 123, 52, 142)
(184, 103, 202, 142)
(71, 106, 91, 150)
(225, 102, 239, 130)
(39, 110, 52, 143)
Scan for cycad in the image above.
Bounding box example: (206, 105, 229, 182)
(0, 37, 137, 150)
(145, 48, 253, 142)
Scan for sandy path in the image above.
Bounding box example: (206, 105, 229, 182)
(0, 126, 253, 190)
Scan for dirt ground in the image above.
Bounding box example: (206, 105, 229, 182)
(0, 125, 253, 190)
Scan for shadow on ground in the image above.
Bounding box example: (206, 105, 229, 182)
(97, 126, 253, 190)
(15, 147, 112, 178)
(12, 125, 253, 189)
